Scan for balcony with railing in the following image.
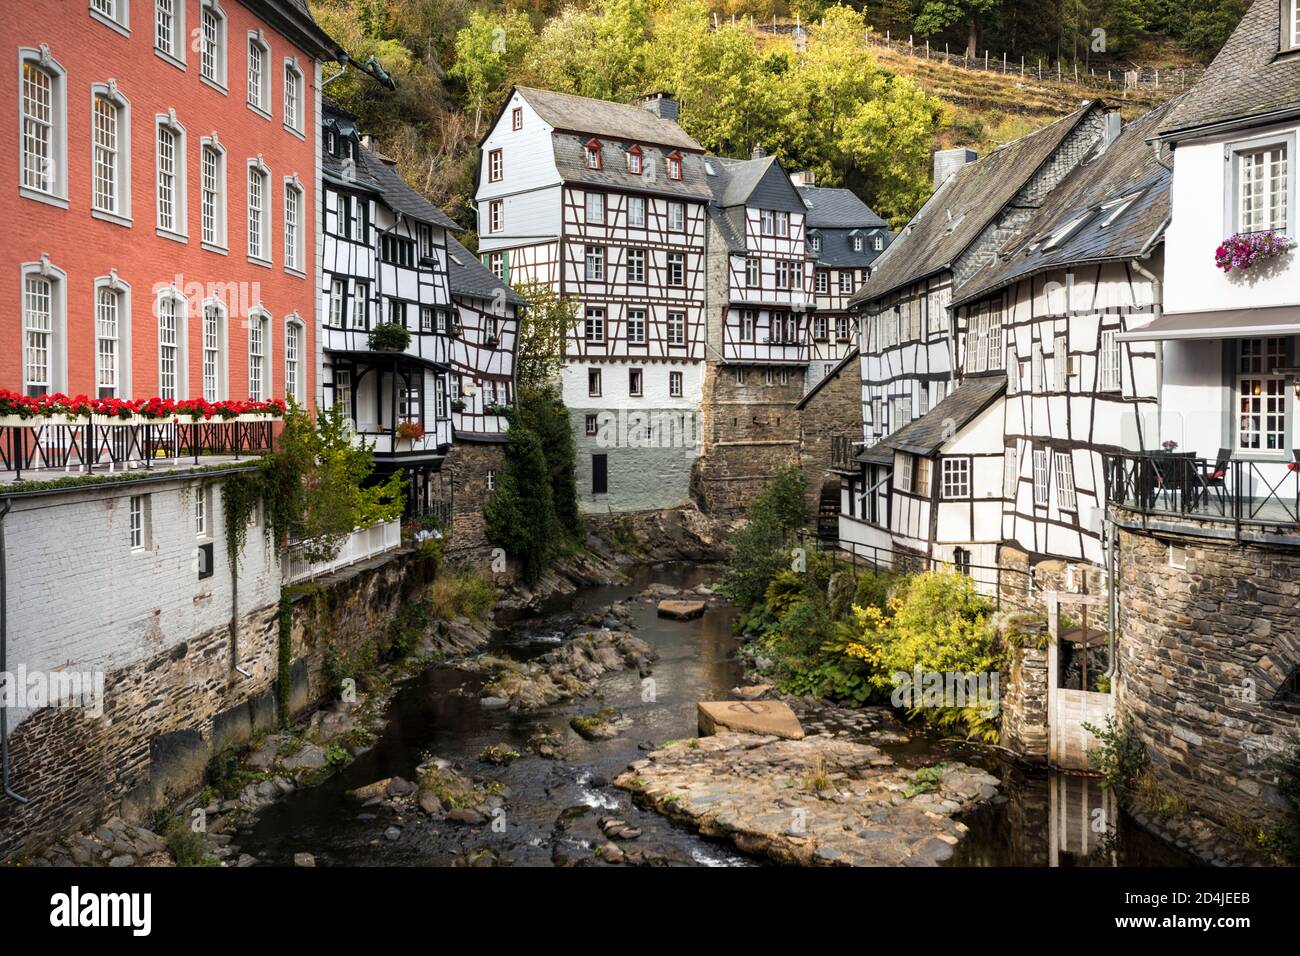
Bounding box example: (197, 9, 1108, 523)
(0, 415, 277, 484)
(830, 434, 866, 472)
(280, 519, 402, 584)
(1104, 452, 1300, 540)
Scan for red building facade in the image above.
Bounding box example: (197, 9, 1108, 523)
(1, 0, 339, 406)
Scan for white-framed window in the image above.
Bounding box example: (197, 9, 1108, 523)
(247, 160, 270, 262)
(813, 315, 827, 340)
(667, 252, 684, 286)
(283, 59, 304, 132)
(1100, 328, 1121, 391)
(893, 396, 912, 428)
(486, 469, 496, 491)
(898, 454, 914, 493)
(627, 147, 642, 175)
(94, 276, 131, 398)
(585, 307, 605, 343)
(873, 235, 884, 251)
(627, 248, 645, 283)
(627, 308, 646, 344)
(200, 3, 228, 87)
(1236, 337, 1288, 452)
(512, 107, 523, 130)
(154, 0, 184, 64)
(746, 258, 760, 287)
(157, 290, 185, 399)
(91, 86, 131, 221)
(247, 32, 270, 114)
(1235, 140, 1290, 234)
(283, 178, 303, 272)
(852, 236, 863, 251)
(1003, 447, 1018, 499)
(1054, 451, 1077, 510)
(627, 195, 646, 227)
(666, 153, 681, 180)
(488, 199, 503, 233)
(775, 210, 789, 237)
(1033, 449, 1049, 505)
(585, 191, 604, 224)
(669, 371, 683, 398)
(350, 280, 369, 329)
(815, 271, 828, 294)
(202, 300, 225, 401)
(334, 368, 352, 418)
(19, 49, 68, 205)
(585, 246, 605, 282)
(585, 142, 601, 169)
(487, 252, 504, 280)
(21, 260, 66, 396)
(871, 397, 883, 436)
(200, 139, 227, 248)
(90, 0, 129, 33)
(1032, 342, 1045, 391)
(155, 114, 187, 237)
(668, 201, 685, 231)
(129, 495, 146, 550)
(667, 311, 685, 346)
(487, 148, 502, 182)
(248, 310, 269, 400)
(194, 485, 208, 538)
(284, 316, 303, 404)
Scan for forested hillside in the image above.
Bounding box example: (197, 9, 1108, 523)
(311, 0, 1246, 244)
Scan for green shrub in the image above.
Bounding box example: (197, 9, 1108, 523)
(158, 813, 215, 867)
(1083, 715, 1149, 795)
(367, 322, 411, 352)
(717, 466, 809, 607)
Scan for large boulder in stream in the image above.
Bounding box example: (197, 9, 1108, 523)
(657, 599, 706, 621)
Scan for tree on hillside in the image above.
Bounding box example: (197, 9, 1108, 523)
(513, 282, 574, 395)
(450, 8, 536, 135)
(913, 0, 999, 58)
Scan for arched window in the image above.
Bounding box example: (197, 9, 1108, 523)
(154, 0, 186, 66)
(155, 112, 188, 237)
(248, 309, 270, 400)
(90, 83, 131, 222)
(200, 2, 228, 89)
(284, 315, 304, 404)
(201, 299, 227, 401)
(283, 176, 304, 272)
(200, 136, 227, 248)
(283, 58, 304, 133)
(247, 158, 271, 262)
(246, 31, 271, 114)
(19, 47, 67, 205)
(156, 287, 188, 399)
(93, 272, 132, 398)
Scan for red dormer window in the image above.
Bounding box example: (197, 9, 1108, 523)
(666, 151, 682, 181)
(585, 138, 602, 170)
(627, 144, 643, 175)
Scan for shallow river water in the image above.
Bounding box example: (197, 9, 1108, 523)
(239, 564, 1195, 867)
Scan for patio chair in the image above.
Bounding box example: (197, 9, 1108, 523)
(1198, 448, 1231, 510)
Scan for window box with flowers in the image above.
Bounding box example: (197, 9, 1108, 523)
(0, 391, 286, 426)
(395, 420, 426, 442)
(1214, 231, 1296, 272)
(484, 334, 500, 348)
(448, 324, 464, 338)
(484, 402, 513, 416)
(367, 322, 412, 352)
(451, 398, 467, 413)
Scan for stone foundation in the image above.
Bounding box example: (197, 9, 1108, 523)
(1115, 521, 1300, 828)
(0, 549, 437, 860)
(443, 440, 507, 560)
(1001, 643, 1050, 759)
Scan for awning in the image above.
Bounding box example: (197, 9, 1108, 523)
(1118, 305, 1300, 342)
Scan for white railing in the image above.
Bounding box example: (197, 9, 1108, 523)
(280, 519, 402, 584)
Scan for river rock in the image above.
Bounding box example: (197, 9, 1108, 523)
(657, 599, 706, 620)
(698, 700, 805, 740)
(281, 743, 328, 771)
(293, 853, 316, 867)
(614, 733, 1000, 866)
(732, 684, 774, 701)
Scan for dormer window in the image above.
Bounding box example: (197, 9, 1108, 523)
(584, 139, 602, 170)
(873, 235, 884, 251)
(327, 129, 336, 155)
(852, 236, 863, 251)
(627, 144, 642, 175)
(666, 151, 682, 181)
(809, 234, 820, 253)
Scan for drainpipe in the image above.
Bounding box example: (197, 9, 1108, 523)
(1130, 257, 1163, 450)
(0, 499, 29, 803)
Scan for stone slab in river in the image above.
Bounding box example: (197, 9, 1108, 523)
(657, 599, 706, 620)
(698, 700, 805, 740)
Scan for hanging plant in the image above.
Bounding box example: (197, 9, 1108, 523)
(1215, 231, 1295, 272)
(396, 420, 425, 441)
(367, 322, 412, 352)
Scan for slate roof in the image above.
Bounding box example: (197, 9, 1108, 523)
(1159, 0, 1300, 139)
(951, 98, 1181, 307)
(851, 103, 1101, 307)
(552, 134, 713, 201)
(881, 375, 1006, 457)
(855, 443, 894, 465)
(799, 186, 887, 229)
(357, 145, 460, 230)
(515, 87, 703, 151)
(248, 0, 343, 60)
(446, 235, 526, 307)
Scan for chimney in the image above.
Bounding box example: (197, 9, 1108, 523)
(641, 92, 679, 122)
(932, 147, 977, 188)
(1101, 111, 1122, 150)
(751, 145, 767, 160)
(790, 169, 816, 187)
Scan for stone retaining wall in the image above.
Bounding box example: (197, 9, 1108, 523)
(1116, 522, 1300, 827)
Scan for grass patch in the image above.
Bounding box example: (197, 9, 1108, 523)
(429, 568, 496, 623)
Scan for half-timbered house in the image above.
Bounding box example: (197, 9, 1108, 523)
(476, 87, 710, 513)
(319, 99, 458, 515)
(794, 173, 892, 392)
